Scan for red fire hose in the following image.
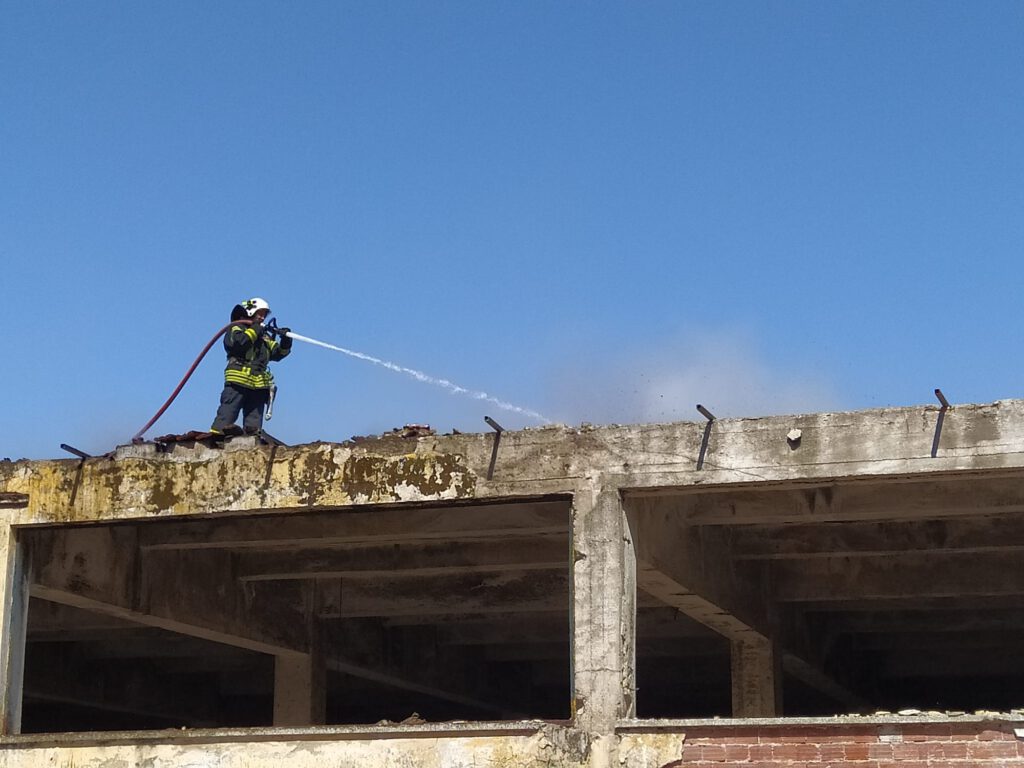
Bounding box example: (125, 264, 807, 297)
(131, 319, 254, 443)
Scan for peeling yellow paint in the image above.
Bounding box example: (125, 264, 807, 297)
(617, 733, 682, 768)
(0, 731, 590, 768)
(0, 444, 476, 525)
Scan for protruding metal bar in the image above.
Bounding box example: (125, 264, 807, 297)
(696, 405, 715, 470)
(59, 444, 90, 507)
(485, 416, 504, 480)
(59, 444, 91, 460)
(261, 432, 287, 447)
(931, 389, 949, 459)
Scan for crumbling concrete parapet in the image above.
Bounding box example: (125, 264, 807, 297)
(5, 401, 1024, 526)
(0, 727, 593, 768)
(0, 443, 480, 524)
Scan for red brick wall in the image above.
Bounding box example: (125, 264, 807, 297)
(668, 722, 1024, 766)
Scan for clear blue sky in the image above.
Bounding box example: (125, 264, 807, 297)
(3, 2, 1022, 460)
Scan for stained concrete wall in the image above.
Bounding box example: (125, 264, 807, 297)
(0, 717, 1022, 767)
(2, 400, 1024, 766)
(0, 724, 588, 768)
(5, 399, 1024, 525)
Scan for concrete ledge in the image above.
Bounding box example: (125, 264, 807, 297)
(0, 720, 562, 748)
(616, 714, 1024, 732)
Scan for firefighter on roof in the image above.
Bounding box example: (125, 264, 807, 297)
(210, 297, 292, 435)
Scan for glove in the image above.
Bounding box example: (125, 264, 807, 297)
(279, 328, 293, 349)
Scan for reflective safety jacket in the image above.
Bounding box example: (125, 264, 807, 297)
(223, 325, 291, 389)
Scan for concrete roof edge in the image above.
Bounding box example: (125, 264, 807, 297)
(0, 720, 562, 749)
(6, 398, 1024, 466)
(617, 714, 1024, 731)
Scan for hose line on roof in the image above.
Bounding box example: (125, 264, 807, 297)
(131, 319, 255, 443)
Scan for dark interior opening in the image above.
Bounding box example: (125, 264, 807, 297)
(629, 475, 1024, 718)
(19, 497, 571, 732)
(635, 606, 730, 717)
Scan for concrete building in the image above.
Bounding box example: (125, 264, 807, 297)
(1, 399, 1023, 766)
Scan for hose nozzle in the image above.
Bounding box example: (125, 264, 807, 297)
(264, 318, 289, 338)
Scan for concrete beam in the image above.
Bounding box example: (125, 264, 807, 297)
(772, 551, 1024, 602)
(435, 615, 569, 645)
(820, 609, 1024, 635)
(795, 595, 1024, 612)
(139, 501, 569, 552)
(28, 527, 309, 657)
(27, 600, 144, 638)
(628, 499, 769, 641)
(636, 607, 722, 639)
(381, 610, 568, 627)
(235, 537, 568, 582)
(29, 627, 158, 646)
(733, 515, 1024, 560)
(849, 631, 1024, 652)
(312, 570, 570, 618)
(646, 473, 1024, 526)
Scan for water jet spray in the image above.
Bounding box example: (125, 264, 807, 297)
(131, 321, 550, 442)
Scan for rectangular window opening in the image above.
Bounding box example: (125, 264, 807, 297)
(18, 497, 572, 732)
(628, 476, 1024, 719)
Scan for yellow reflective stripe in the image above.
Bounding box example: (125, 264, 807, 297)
(225, 370, 273, 379)
(243, 328, 258, 341)
(224, 369, 274, 387)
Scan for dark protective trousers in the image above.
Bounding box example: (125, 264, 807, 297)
(211, 383, 270, 434)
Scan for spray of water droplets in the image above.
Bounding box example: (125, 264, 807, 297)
(286, 332, 551, 424)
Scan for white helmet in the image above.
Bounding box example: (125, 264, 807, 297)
(241, 297, 270, 317)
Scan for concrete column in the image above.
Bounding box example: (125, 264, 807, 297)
(273, 581, 325, 726)
(0, 517, 29, 734)
(571, 485, 636, 734)
(730, 635, 781, 717)
(273, 650, 326, 726)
